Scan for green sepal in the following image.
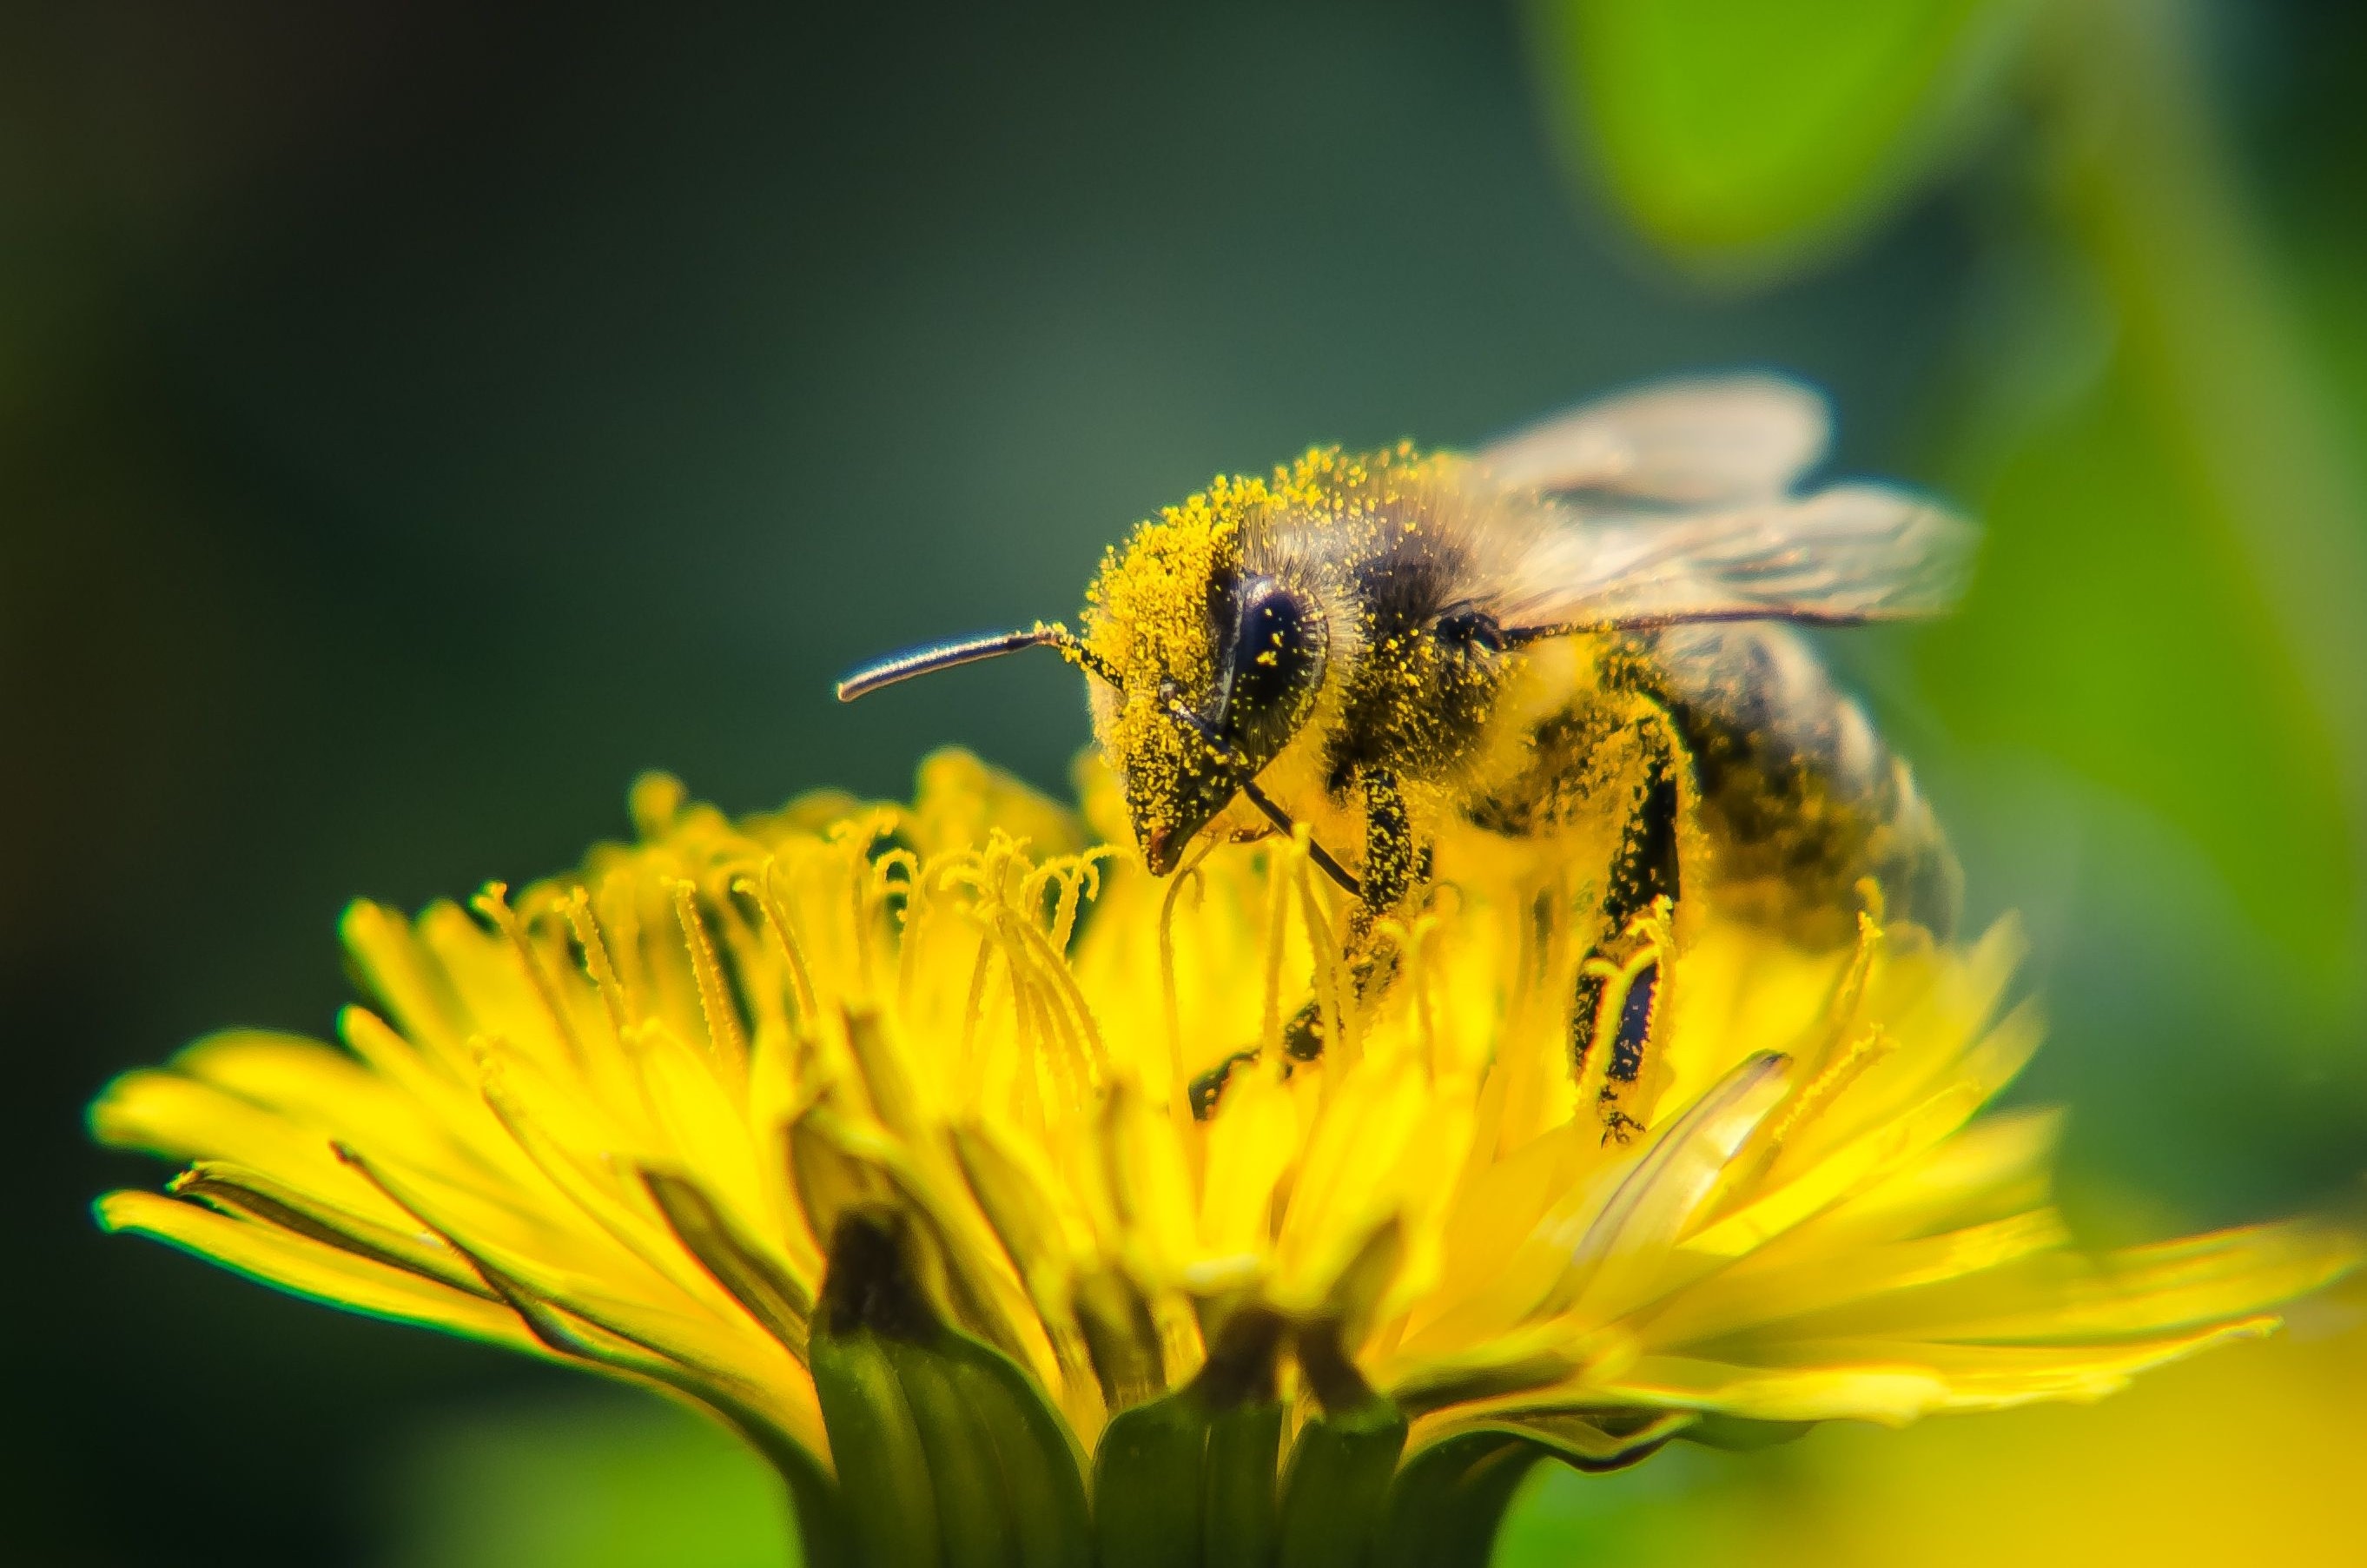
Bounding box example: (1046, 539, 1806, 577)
(1370, 1432, 1544, 1568)
(1092, 1392, 1209, 1568)
(1678, 1413, 1815, 1451)
(1363, 1408, 1696, 1567)
(1274, 1395, 1408, 1568)
(811, 1209, 1093, 1568)
(809, 1322, 942, 1568)
(1201, 1399, 1283, 1568)
(930, 1330, 1094, 1568)
(878, 1335, 1013, 1568)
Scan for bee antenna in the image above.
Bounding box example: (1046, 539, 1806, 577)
(836, 622, 1119, 702)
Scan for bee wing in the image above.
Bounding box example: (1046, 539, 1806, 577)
(1478, 374, 1830, 503)
(1491, 483, 1975, 632)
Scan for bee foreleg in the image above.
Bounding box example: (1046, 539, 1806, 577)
(1571, 705, 1685, 1143)
(1280, 769, 1421, 1064)
(1357, 769, 1418, 923)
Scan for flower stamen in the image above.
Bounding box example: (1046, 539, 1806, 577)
(473, 881, 588, 1068)
(1158, 838, 1215, 1104)
(1765, 1023, 1898, 1154)
(739, 861, 821, 1035)
(560, 885, 636, 1045)
(1293, 835, 1353, 1079)
(669, 878, 750, 1087)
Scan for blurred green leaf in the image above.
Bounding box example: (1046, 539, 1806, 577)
(1917, 349, 2352, 969)
(1495, 1442, 1763, 1565)
(375, 1391, 797, 1568)
(1528, 0, 2022, 268)
(1527, 0, 2364, 973)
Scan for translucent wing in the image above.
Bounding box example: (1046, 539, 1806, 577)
(1478, 374, 1830, 503)
(1490, 483, 1975, 632)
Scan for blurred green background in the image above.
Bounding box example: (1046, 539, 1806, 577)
(6, 1, 2363, 1563)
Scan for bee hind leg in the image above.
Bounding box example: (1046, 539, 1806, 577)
(1573, 715, 1683, 1144)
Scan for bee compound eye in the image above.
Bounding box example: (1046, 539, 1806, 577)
(1244, 583, 1312, 652)
(1211, 581, 1325, 768)
(1232, 580, 1326, 678)
(1435, 607, 1504, 653)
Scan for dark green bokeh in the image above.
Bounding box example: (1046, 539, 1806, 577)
(6, 2, 2361, 1563)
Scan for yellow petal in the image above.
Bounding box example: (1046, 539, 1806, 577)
(169, 1159, 494, 1300)
(1630, 1326, 2281, 1421)
(96, 1190, 539, 1351)
(626, 1018, 769, 1218)
(340, 900, 473, 1075)
(90, 764, 2358, 1495)
(1590, 1352, 1960, 1426)
(1642, 1208, 2071, 1348)
(1813, 1105, 2064, 1241)
(1197, 1062, 1297, 1260)
(1686, 1006, 2043, 1260)
(1095, 1083, 1197, 1281)
(1553, 1054, 1792, 1327)
(1270, 1056, 1432, 1313)
(1782, 1221, 2360, 1346)
(907, 749, 1084, 859)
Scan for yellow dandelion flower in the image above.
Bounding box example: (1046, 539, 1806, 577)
(92, 751, 2354, 1566)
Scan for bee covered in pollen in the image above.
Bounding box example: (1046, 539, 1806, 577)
(838, 374, 1974, 1137)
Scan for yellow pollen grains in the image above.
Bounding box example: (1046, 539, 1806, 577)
(1084, 479, 1243, 697)
(1079, 441, 1465, 853)
(89, 751, 2357, 1564)
(1081, 474, 1247, 844)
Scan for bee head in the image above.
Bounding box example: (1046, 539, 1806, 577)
(835, 470, 1331, 877)
(1082, 483, 1328, 874)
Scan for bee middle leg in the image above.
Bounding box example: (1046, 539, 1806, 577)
(1572, 707, 1684, 1143)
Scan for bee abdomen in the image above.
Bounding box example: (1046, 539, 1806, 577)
(1650, 622, 1960, 942)
(1464, 624, 1959, 944)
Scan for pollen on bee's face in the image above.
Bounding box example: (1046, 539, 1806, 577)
(1081, 481, 1247, 692)
(1079, 475, 1254, 850)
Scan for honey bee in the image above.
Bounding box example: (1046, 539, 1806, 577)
(840, 374, 1972, 1135)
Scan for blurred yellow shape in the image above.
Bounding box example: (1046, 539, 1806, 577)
(1521, 1286, 2367, 1568)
